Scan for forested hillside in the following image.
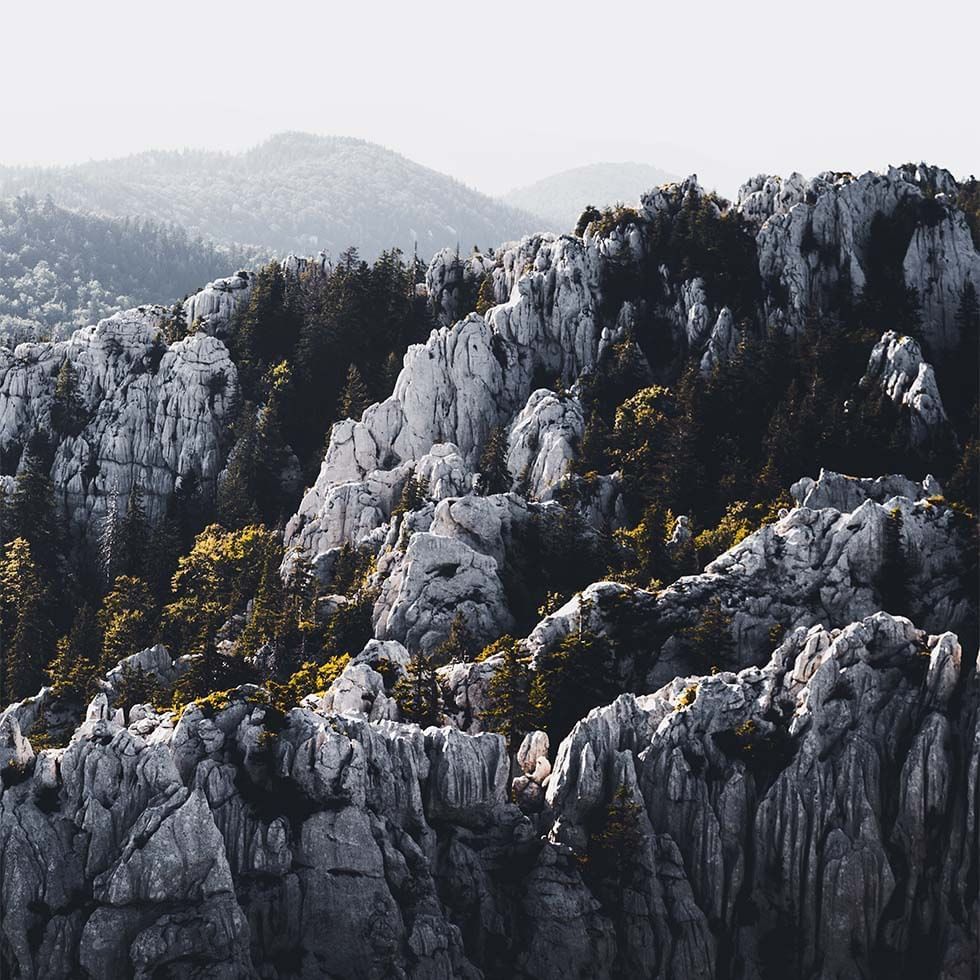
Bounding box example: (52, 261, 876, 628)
(0, 194, 260, 344)
(0, 133, 542, 259)
(0, 164, 977, 980)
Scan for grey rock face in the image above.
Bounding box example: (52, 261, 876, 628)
(862, 330, 952, 446)
(526, 489, 974, 690)
(745, 164, 978, 351)
(2, 610, 972, 979)
(0, 306, 238, 534)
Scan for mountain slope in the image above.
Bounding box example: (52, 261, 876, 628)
(0, 163, 977, 980)
(0, 133, 543, 258)
(503, 161, 677, 230)
(0, 195, 260, 345)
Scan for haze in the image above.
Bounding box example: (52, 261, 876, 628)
(3, 0, 977, 198)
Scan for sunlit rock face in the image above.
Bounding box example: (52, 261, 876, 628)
(0, 608, 974, 979)
(743, 164, 979, 353)
(0, 305, 238, 533)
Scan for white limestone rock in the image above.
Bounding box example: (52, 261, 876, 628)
(0, 306, 238, 535)
(182, 271, 252, 336)
(372, 531, 514, 653)
(862, 330, 951, 446)
(790, 468, 941, 511)
(507, 389, 584, 499)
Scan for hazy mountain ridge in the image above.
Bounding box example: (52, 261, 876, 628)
(503, 161, 678, 231)
(0, 195, 261, 345)
(0, 133, 544, 259)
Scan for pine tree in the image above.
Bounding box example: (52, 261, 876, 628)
(877, 507, 909, 617)
(529, 617, 613, 744)
(393, 654, 441, 726)
(391, 473, 429, 521)
(6, 449, 61, 575)
(587, 784, 645, 883)
(51, 359, 86, 436)
(478, 426, 511, 495)
(482, 636, 534, 752)
(237, 541, 289, 658)
(338, 364, 372, 421)
(677, 597, 734, 669)
(48, 604, 101, 700)
(165, 301, 189, 343)
(217, 406, 261, 530)
(0, 538, 54, 702)
(114, 486, 150, 579)
(98, 575, 156, 671)
(431, 612, 474, 667)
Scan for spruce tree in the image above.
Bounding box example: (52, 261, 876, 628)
(478, 425, 511, 496)
(338, 364, 372, 421)
(7, 450, 61, 575)
(877, 507, 909, 617)
(0, 537, 54, 702)
(482, 636, 534, 752)
(237, 541, 288, 659)
(431, 612, 474, 667)
(393, 654, 441, 727)
(217, 407, 261, 530)
(529, 617, 613, 744)
(98, 575, 156, 671)
(48, 604, 101, 700)
(114, 487, 150, 579)
(51, 359, 86, 436)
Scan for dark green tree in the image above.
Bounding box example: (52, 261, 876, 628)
(478, 425, 511, 495)
(431, 612, 475, 667)
(47, 603, 101, 701)
(51, 359, 86, 436)
(0, 537, 54, 702)
(877, 507, 910, 617)
(338, 364, 372, 420)
(393, 654, 441, 727)
(482, 636, 534, 752)
(98, 575, 156, 671)
(529, 618, 614, 744)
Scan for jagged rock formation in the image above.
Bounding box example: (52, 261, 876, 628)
(0, 306, 238, 531)
(740, 164, 979, 352)
(1, 610, 974, 979)
(862, 330, 952, 446)
(1, 163, 977, 979)
(525, 481, 975, 690)
(286, 164, 977, 577)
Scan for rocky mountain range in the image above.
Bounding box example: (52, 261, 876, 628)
(0, 163, 977, 979)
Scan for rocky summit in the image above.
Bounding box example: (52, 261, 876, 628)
(0, 163, 977, 979)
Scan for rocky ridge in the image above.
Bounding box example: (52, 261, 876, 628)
(0, 604, 974, 979)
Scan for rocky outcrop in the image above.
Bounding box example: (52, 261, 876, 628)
(744, 164, 978, 351)
(1, 609, 974, 979)
(182, 271, 253, 336)
(790, 468, 942, 511)
(526, 487, 974, 690)
(373, 530, 515, 653)
(862, 330, 952, 446)
(0, 306, 238, 532)
(544, 612, 977, 979)
(506, 389, 584, 499)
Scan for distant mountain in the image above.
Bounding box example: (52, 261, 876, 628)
(0, 195, 260, 345)
(502, 161, 678, 231)
(0, 133, 542, 259)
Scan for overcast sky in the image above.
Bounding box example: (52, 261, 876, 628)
(2, 0, 976, 198)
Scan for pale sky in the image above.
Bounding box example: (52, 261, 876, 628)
(2, 0, 976, 198)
